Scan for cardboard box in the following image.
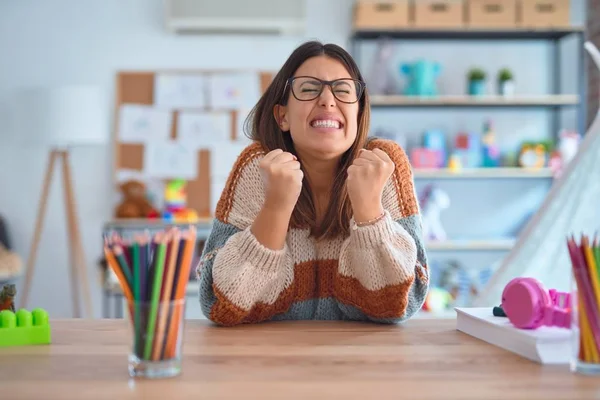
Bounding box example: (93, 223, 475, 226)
(518, 0, 570, 28)
(414, 0, 465, 28)
(354, 0, 411, 29)
(467, 0, 517, 27)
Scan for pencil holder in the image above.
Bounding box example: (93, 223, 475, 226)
(127, 298, 186, 379)
(567, 234, 600, 375)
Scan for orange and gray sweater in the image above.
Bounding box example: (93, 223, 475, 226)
(196, 138, 429, 326)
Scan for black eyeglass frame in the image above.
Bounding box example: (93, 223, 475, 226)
(281, 76, 366, 104)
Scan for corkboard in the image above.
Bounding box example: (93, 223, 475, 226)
(113, 70, 273, 219)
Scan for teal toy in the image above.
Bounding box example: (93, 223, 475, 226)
(401, 60, 441, 96)
(0, 308, 51, 347)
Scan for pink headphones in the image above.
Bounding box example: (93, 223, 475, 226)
(501, 277, 571, 329)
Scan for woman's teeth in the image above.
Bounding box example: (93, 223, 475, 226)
(311, 119, 340, 129)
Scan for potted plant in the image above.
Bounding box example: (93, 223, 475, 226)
(497, 68, 515, 96)
(467, 68, 486, 96)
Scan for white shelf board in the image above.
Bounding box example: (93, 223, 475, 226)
(414, 167, 554, 179)
(426, 239, 516, 251)
(370, 94, 579, 107)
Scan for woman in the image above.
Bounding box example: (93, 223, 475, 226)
(197, 41, 429, 326)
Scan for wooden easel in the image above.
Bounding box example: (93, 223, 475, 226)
(20, 149, 93, 318)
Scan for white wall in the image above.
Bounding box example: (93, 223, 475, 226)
(0, 0, 587, 318)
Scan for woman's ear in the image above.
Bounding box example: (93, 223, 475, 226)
(273, 104, 290, 131)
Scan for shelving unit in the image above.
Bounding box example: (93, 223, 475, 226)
(350, 27, 587, 137)
(349, 25, 587, 315)
(413, 167, 554, 179)
(370, 94, 579, 108)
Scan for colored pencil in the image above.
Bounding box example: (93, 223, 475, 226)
(103, 226, 197, 362)
(567, 234, 600, 364)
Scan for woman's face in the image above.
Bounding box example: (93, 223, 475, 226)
(275, 55, 361, 161)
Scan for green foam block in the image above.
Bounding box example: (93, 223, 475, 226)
(0, 308, 51, 347)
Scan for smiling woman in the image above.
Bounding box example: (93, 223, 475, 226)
(196, 40, 429, 327)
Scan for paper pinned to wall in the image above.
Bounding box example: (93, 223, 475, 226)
(154, 73, 207, 109)
(118, 104, 172, 143)
(210, 179, 226, 213)
(177, 111, 232, 148)
(210, 143, 248, 180)
(235, 108, 254, 145)
(208, 72, 261, 110)
(144, 139, 198, 179)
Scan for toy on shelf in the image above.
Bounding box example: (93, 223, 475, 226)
(163, 179, 199, 223)
(0, 308, 51, 347)
(368, 38, 398, 96)
(421, 287, 453, 313)
(401, 60, 441, 96)
(0, 284, 16, 312)
(447, 153, 462, 171)
(423, 129, 447, 167)
(419, 184, 449, 241)
(481, 120, 500, 167)
(558, 129, 581, 165)
(115, 180, 159, 219)
(518, 141, 549, 169)
(454, 132, 482, 168)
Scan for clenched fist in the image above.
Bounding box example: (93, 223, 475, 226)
(347, 148, 395, 222)
(259, 149, 304, 212)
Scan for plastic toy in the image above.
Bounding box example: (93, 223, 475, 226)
(410, 148, 440, 168)
(518, 142, 547, 168)
(0, 308, 51, 347)
(401, 60, 441, 96)
(0, 283, 16, 312)
(421, 287, 453, 312)
(454, 132, 481, 168)
(163, 179, 199, 223)
(501, 277, 571, 329)
(423, 129, 446, 167)
(419, 184, 450, 241)
(481, 121, 500, 167)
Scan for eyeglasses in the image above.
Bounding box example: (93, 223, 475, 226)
(283, 76, 366, 104)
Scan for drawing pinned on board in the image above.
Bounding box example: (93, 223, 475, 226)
(154, 74, 207, 109)
(177, 111, 232, 148)
(208, 73, 261, 110)
(144, 140, 198, 180)
(235, 108, 254, 145)
(118, 104, 172, 144)
(210, 143, 247, 180)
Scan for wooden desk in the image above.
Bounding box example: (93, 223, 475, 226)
(0, 319, 597, 399)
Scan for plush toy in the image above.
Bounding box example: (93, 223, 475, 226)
(558, 129, 580, 166)
(419, 184, 450, 241)
(401, 60, 441, 96)
(114, 180, 158, 219)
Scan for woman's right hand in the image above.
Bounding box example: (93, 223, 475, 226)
(259, 149, 303, 212)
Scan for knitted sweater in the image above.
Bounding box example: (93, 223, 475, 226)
(196, 138, 429, 326)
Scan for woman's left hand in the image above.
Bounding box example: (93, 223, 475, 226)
(347, 148, 395, 223)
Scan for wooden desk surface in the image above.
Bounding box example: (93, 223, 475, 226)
(0, 319, 597, 399)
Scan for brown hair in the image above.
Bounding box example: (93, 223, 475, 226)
(242, 40, 371, 240)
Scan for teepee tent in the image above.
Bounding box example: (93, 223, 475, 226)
(473, 41, 600, 307)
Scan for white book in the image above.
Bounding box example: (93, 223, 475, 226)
(455, 307, 573, 364)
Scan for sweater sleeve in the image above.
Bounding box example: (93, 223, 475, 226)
(196, 143, 295, 326)
(334, 139, 429, 323)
